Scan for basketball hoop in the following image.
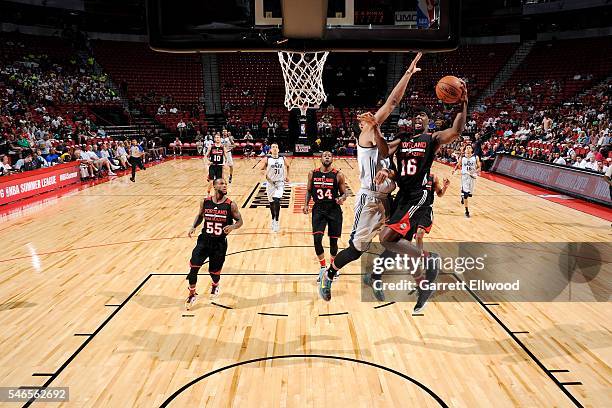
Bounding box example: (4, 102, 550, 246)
(278, 51, 329, 116)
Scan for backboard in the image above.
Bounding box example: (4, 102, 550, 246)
(147, 0, 460, 53)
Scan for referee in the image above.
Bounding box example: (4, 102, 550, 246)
(129, 138, 145, 182)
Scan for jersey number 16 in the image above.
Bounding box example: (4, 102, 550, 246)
(400, 159, 418, 176)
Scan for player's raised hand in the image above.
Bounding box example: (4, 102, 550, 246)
(223, 225, 235, 234)
(460, 79, 468, 103)
(443, 177, 450, 188)
(406, 52, 422, 76)
(357, 111, 377, 126)
(336, 196, 346, 205)
(302, 204, 310, 214)
(188, 226, 196, 238)
(375, 168, 390, 184)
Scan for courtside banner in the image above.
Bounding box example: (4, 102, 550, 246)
(0, 163, 81, 205)
(491, 154, 612, 206)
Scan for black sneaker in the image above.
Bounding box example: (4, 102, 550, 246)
(414, 252, 440, 313)
(465, 211, 470, 218)
(130, 177, 135, 182)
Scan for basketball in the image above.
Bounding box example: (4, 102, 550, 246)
(436, 75, 464, 103)
(2, 0, 611, 407)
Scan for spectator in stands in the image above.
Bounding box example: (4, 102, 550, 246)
(572, 155, 586, 169)
(157, 105, 167, 115)
(552, 152, 566, 166)
(0, 155, 13, 176)
(244, 131, 254, 141)
(172, 136, 183, 155)
(13, 152, 35, 172)
(177, 119, 186, 137)
(45, 147, 60, 165)
(99, 143, 121, 171)
(32, 149, 48, 169)
(114, 141, 129, 169)
(81, 145, 116, 176)
(260, 141, 271, 157)
(169, 106, 178, 114)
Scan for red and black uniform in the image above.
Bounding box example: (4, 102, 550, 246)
(387, 132, 438, 237)
(189, 197, 234, 273)
(208, 144, 225, 181)
(310, 168, 343, 238)
(405, 175, 435, 241)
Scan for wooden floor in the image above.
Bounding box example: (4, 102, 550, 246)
(0, 157, 610, 407)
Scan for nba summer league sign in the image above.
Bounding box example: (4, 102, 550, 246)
(360, 242, 610, 303)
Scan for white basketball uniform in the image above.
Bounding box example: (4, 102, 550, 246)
(203, 138, 214, 155)
(222, 137, 234, 166)
(461, 155, 478, 196)
(350, 145, 397, 252)
(266, 156, 286, 201)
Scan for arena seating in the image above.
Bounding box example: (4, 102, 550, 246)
(486, 37, 612, 114)
(92, 41, 203, 103)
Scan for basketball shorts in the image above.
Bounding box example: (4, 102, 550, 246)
(266, 180, 285, 201)
(349, 191, 390, 252)
(312, 203, 343, 238)
(386, 189, 429, 238)
(405, 206, 433, 241)
(208, 164, 224, 181)
(189, 235, 228, 273)
(461, 173, 475, 198)
(225, 152, 234, 166)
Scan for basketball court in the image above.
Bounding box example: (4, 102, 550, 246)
(1, 157, 610, 407)
(1, 0, 611, 407)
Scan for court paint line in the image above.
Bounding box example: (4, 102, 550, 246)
(31, 373, 54, 377)
(211, 302, 233, 310)
(242, 182, 260, 208)
(374, 302, 395, 309)
(318, 312, 349, 317)
(550, 369, 570, 373)
(257, 312, 289, 317)
(160, 354, 449, 408)
(451, 273, 585, 408)
(23, 274, 153, 407)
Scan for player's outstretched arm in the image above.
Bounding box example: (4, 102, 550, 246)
(434, 84, 468, 146)
(475, 156, 482, 176)
(336, 171, 348, 205)
(372, 123, 389, 159)
(188, 199, 205, 237)
(374, 52, 422, 125)
(303, 169, 314, 213)
(224, 201, 244, 234)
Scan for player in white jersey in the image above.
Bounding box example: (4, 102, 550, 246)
(318, 52, 422, 302)
(257, 143, 290, 232)
(221, 129, 235, 183)
(452, 144, 480, 218)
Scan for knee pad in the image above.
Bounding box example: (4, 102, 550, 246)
(187, 266, 200, 285)
(329, 237, 339, 256)
(313, 234, 324, 255)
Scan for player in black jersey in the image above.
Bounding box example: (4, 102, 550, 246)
(185, 178, 243, 309)
(205, 134, 228, 195)
(373, 85, 468, 313)
(406, 174, 450, 250)
(303, 151, 348, 277)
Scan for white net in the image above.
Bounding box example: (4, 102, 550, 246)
(278, 51, 329, 116)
